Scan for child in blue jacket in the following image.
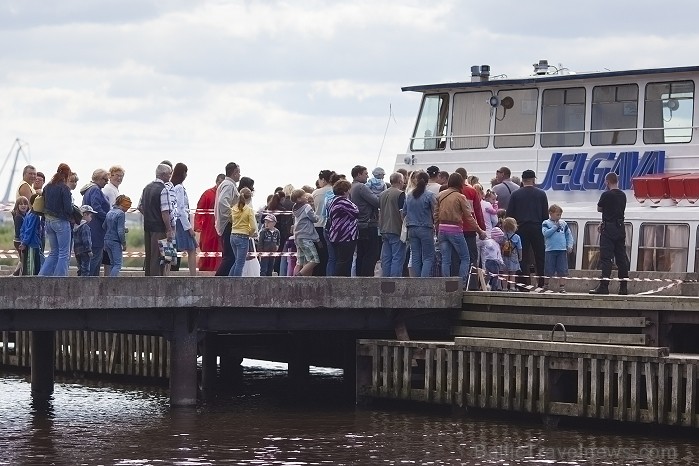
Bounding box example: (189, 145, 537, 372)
(542, 204, 575, 292)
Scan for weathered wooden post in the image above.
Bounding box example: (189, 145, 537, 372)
(169, 310, 198, 407)
(30, 331, 54, 398)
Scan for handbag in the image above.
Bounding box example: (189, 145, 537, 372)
(242, 238, 261, 277)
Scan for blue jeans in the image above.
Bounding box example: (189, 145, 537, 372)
(439, 231, 470, 286)
(229, 234, 250, 277)
(381, 233, 406, 277)
(484, 259, 501, 291)
(89, 247, 104, 276)
(39, 217, 71, 276)
(408, 226, 435, 277)
(75, 252, 91, 277)
(104, 240, 123, 277)
(260, 257, 275, 276)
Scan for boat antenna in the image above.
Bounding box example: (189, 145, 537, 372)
(375, 103, 397, 168)
(0, 138, 31, 204)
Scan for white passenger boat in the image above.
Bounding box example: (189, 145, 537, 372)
(395, 61, 699, 273)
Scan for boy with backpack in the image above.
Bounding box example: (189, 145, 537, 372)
(500, 217, 523, 291)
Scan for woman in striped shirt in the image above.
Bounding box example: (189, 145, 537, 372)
(326, 180, 358, 277)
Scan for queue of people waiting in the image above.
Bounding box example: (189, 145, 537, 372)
(10, 160, 575, 291)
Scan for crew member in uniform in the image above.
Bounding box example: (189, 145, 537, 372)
(589, 172, 629, 295)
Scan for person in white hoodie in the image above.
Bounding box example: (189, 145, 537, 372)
(291, 189, 320, 276)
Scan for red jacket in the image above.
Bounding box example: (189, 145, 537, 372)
(461, 185, 486, 232)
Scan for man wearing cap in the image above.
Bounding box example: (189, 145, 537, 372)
(492, 166, 520, 211)
(258, 213, 280, 276)
(74, 205, 97, 276)
(506, 169, 548, 289)
(426, 166, 441, 195)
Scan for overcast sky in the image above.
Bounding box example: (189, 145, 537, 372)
(1, 0, 697, 207)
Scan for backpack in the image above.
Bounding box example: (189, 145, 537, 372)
(501, 234, 514, 257)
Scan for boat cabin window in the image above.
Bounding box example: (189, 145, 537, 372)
(494, 88, 538, 148)
(591, 84, 638, 146)
(643, 81, 694, 144)
(541, 88, 585, 147)
(638, 223, 689, 272)
(451, 91, 491, 150)
(581, 221, 632, 270)
(566, 221, 578, 270)
(411, 93, 449, 151)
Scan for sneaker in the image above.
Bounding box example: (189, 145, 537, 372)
(559, 288, 567, 293)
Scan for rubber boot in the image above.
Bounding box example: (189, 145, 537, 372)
(589, 280, 609, 295)
(618, 280, 628, 295)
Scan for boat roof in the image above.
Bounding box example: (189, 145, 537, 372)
(402, 65, 699, 93)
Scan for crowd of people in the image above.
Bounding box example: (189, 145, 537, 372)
(10, 159, 624, 293)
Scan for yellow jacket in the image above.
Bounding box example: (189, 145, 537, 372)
(230, 204, 258, 237)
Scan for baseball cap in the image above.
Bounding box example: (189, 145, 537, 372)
(426, 165, 440, 177)
(521, 169, 536, 180)
(80, 205, 97, 214)
(263, 214, 277, 223)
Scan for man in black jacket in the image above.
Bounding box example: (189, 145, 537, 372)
(506, 169, 548, 289)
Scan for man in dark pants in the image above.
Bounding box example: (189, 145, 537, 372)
(590, 172, 629, 295)
(349, 164, 380, 276)
(214, 162, 241, 276)
(506, 169, 548, 289)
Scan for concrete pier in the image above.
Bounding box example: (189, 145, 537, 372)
(30, 331, 54, 399)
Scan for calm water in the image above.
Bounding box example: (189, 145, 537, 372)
(2, 360, 699, 465)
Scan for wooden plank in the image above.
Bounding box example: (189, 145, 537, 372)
(381, 345, 390, 396)
(454, 337, 668, 358)
(371, 343, 379, 396)
(577, 358, 587, 416)
(108, 333, 118, 375)
(491, 352, 500, 409)
(435, 347, 445, 403)
(468, 352, 477, 407)
(425, 347, 434, 402)
(457, 311, 649, 328)
(479, 352, 488, 408)
(392, 346, 402, 398)
(457, 350, 465, 407)
(503, 353, 512, 410)
(616, 360, 627, 421)
(538, 355, 548, 414)
(453, 327, 649, 346)
(602, 359, 612, 419)
(658, 362, 666, 424)
(136, 334, 142, 376)
(670, 363, 680, 425)
(526, 354, 535, 413)
(630, 361, 640, 422)
(401, 346, 411, 400)
(685, 363, 696, 427)
(515, 354, 524, 411)
(590, 358, 600, 418)
(444, 348, 458, 404)
(645, 362, 657, 423)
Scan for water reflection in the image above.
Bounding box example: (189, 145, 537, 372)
(1, 363, 699, 465)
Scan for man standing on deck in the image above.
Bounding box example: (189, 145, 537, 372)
(589, 172, 630, 295)
(492, 166, 519, 211)
(350, 165, 380, 276)
(138, 164, 175, 276)
(506, 169, 548, 289)
(214, 162, 241, 276)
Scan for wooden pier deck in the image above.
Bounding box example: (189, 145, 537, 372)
(357, 338, 699, 427)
